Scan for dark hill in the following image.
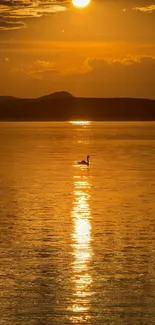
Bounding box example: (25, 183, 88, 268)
(0, 96, 17, 101)
(38, 91, 74, 100)
(0, 92, 155, 121)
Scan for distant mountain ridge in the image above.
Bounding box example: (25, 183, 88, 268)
(0, 91, 155, 121)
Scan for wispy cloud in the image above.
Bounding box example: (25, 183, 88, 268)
(0, 20, 26, 30)
(133, 4, 155, 13)
(0, 0, 67, 30)
(27, 59, 59, 80)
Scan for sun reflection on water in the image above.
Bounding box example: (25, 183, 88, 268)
(70, 121, 91, 125)
(69, 175, 92, 322)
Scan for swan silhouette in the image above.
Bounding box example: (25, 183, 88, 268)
(77, 155, 90, 166)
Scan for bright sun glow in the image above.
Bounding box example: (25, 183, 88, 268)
(70, 121, 90, 125)
(72, 0, 90, 8)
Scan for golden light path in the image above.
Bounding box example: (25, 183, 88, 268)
(70, 121, 91, 125)
(69, 173, 92, 323)
(72, 0, 91, 8)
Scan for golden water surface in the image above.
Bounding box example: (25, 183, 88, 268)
(0, 121, 155, 325)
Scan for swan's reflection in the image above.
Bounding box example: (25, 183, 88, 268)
(70, 174, 92, 322)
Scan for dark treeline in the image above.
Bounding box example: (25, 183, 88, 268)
(0, 92, 155, 121)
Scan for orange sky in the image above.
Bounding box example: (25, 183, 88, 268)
(0, 0, 155, 98)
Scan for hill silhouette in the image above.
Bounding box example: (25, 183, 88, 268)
(0, 92, 155, 121)
(38, 91, 74, 100)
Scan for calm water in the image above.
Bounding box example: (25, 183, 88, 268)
(0, 122, 155, 325)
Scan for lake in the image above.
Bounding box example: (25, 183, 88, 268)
(0, 121, 155, 325)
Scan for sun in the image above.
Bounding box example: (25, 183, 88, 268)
(72, 0, 91, 8)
